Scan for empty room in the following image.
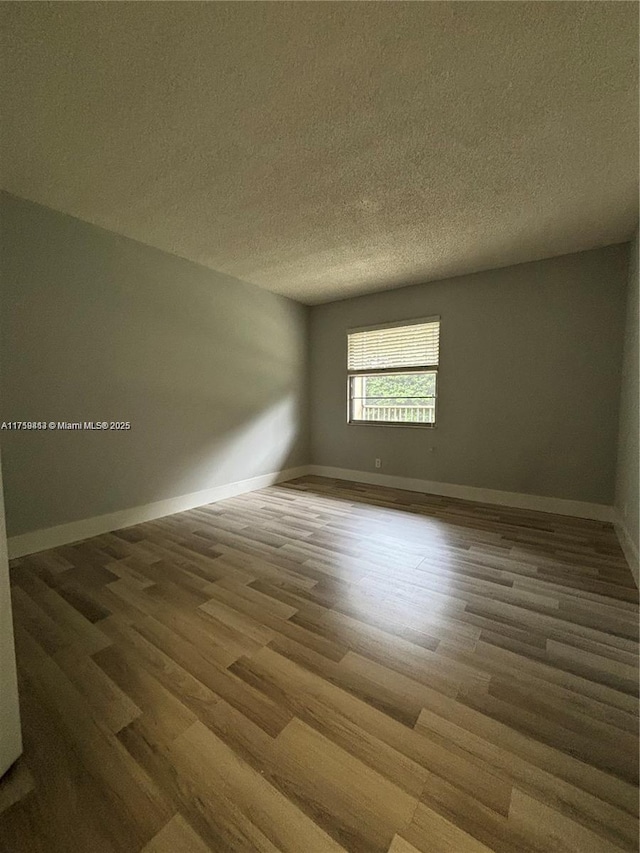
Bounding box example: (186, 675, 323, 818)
(0, 3, 638, 852)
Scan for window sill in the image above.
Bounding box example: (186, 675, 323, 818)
(347, 420, 436, 429)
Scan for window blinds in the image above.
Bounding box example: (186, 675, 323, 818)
(347, 320, 440, 372)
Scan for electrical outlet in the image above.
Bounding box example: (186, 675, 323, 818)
(375, 458, 381, 469)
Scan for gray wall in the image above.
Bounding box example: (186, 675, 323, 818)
(310, 246, 629, 505)
(615, 232, 639, 561)
(0, 193, 309, 537)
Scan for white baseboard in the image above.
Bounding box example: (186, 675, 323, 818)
(614, 513, 640, 587)
(8, 463, 619, 561)
(7, 466, 309, 559)
(307, 465, 614, 523)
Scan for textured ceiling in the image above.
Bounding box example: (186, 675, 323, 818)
(1, 3, 638, 304)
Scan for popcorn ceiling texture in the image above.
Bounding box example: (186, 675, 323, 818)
(1, 2, 637, 304)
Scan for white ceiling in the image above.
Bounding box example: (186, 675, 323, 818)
(1, 2, 638, 305)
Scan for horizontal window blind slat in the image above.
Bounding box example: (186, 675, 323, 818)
(347, 321, 440, 371)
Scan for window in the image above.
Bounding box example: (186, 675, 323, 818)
(347, 318, 440, 426)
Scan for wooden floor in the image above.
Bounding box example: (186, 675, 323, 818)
(0, 476, 638, 853)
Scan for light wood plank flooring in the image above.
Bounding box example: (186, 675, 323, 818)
(1, 475, 638, 852)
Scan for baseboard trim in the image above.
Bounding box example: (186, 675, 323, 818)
(7, 465, 309, 559)
(613, 513, 640, 587)
(8, 463, 619, 559)
(307, 465, 614, 522)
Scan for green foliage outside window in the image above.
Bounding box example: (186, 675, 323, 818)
(363, 373, 436, 406)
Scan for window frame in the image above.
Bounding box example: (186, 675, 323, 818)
(346, 317, 440, 429)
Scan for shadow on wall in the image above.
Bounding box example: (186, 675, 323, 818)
(0, 193, 309, 537)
